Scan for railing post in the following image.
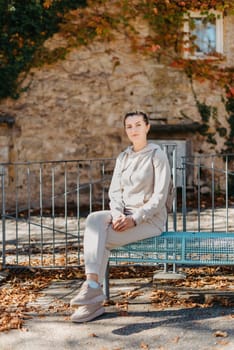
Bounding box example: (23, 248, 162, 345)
(225, 155, 229, 232)
(162, 143, 177, 232)
(182, 156, 187, 232)
(103, 262, 110, 300)
(197, 156, 201, 232)
(172, 144, 177, 231)
(211, 156, 215, 232)
(1, 165, 6, 267)
(101, 160, 105, 210)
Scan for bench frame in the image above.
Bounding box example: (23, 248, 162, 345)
(104, 231, 234, 298)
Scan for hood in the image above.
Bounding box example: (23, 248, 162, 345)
(124, 142, 161, 157)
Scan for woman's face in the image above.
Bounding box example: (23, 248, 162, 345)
(124, 114, 150, 146)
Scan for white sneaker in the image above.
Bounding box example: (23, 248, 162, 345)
(71, 303, 105, 323)
(70, 281, 105, 306)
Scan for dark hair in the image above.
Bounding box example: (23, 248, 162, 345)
(124, 111, 149, 126)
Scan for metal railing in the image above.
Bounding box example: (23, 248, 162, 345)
(180, 153, 234, 233)
(0, 158, 115, 268)
(1, 150, 234, 269)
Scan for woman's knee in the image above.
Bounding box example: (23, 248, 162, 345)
(86, 210, 112, 226)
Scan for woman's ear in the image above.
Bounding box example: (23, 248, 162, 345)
(146, 124, 150, 134)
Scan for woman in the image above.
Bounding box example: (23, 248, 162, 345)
(70, 111, 171, 322)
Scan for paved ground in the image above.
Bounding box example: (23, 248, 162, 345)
(0, 276, 234, 350)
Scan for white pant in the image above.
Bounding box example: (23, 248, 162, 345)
(84, 210, 163, 283)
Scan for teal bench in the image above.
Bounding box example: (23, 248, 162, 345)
(104, 231, 234, 298)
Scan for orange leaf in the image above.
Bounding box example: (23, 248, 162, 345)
(214, 330, 228, 338)
(43, 0, 53, 9)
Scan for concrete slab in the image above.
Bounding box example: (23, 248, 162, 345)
(0, 277, 234, 350)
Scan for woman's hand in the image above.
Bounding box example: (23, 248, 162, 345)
(112, 214, 136, 232)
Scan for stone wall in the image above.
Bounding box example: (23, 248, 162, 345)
(0, 14, 234, 209)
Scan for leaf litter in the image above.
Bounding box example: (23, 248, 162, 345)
(0, 267, 84, 332)
(0, 265, 234, 333)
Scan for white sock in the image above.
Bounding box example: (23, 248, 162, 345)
(87, 280, 99, 288)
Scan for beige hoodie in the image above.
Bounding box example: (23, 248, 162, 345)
(108, 143, 171, 229)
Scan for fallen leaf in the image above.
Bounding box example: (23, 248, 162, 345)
(172, 336, 180, 343)
(89, 333, 98, 337)
(217, 340, 230, 345)
(115, 301, 129, 311)
(214, 330, 228, 338)
(122, 290, 143, 299)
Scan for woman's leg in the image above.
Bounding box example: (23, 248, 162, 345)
(79, 210, 163, 284)
(70, 211, 112, 308)
(70, 210, 162, 322)
(92, 216, 163, 284)
(83, 210, 113, 282)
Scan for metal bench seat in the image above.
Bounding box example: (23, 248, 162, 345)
(109, 231, 234, 266)
(103, 231, 234, 298)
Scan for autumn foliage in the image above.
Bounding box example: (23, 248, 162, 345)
(1, 266, 234, 333)
(1, 0, 234, 100)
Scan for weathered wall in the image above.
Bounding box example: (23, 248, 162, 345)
(0, 15, 233, 165)
(0, 15, 233, 166)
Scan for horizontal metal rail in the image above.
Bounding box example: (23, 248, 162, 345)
(1, 151, 234, 270)
(0, 158, 115, 268)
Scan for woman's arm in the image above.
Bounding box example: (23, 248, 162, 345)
(132, 150, 171, 225)
(108, 153, 125, 221)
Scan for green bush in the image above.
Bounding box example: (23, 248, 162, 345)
(0, 0, 86, 99)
